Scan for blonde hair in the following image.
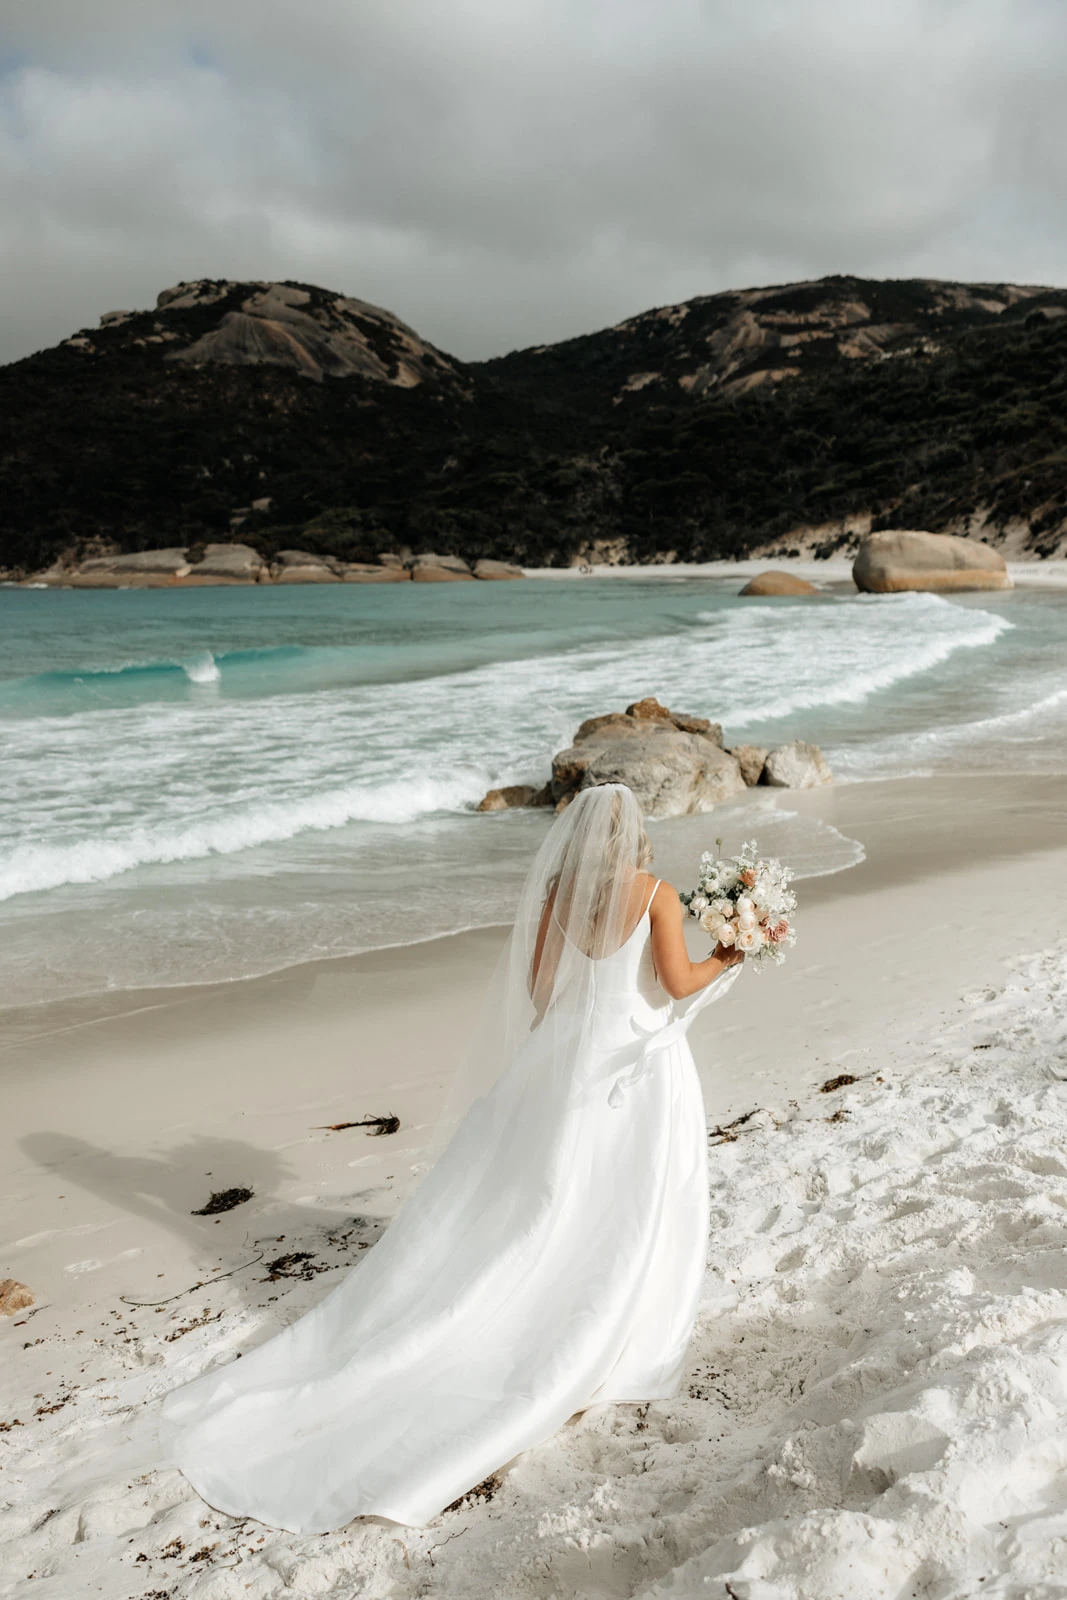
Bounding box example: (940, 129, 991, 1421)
(599, 784, 653, 871)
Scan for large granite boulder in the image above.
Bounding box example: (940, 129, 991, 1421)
(79, 547, 190, 574)
(475, 697, 831, 815)
(550, 698, 742, 818)
(26, 560, 70, 585)
(476, 784, 551, 812)
(760, 740, 833, 788)
(341, 562, 412, 583)
(473, 559, 525, 580)
(739, 570, 820, 596)
(411, 553, 474, 582)
(727, 744, 769, 785)
(65, 548, 191, 586)
(271, 549, 341, 583)
(185, 543, 267, 583)
(853, 530, 1012, 593)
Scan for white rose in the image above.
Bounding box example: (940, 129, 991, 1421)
(737, 910, 757, 932)
(736, 926, 762, 952)
(701, 909, 726, 936)
(736, 896, 754, 915)
(689, 894, 709, 915)
(716, 922, 736, 946)
(712, 898, 733, 916)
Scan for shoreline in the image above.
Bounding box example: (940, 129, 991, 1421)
(3, 771, 1067, 1596)
(522, 555, 1067, 586)
(7, 556, 1067, 591)
(1, 771, 1064, 1048)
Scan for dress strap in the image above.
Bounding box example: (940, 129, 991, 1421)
(644, 878, 662, 915)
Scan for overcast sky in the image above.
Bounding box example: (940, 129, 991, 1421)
(1, 0, 1065, 366)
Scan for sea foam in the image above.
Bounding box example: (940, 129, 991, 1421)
(0, 771, 489, 902)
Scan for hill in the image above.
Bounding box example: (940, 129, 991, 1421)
(3, 272, 1067, 576)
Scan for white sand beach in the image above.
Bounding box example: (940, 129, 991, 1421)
(3, 773, 1067, 1598)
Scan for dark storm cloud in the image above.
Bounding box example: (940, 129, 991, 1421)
(1, 0, 1065, 365)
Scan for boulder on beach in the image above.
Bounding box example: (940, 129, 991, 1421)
(550, 698, 743, 819)
(64, 548, 192, 587)
(411, 553, 475, 582)
(271, 549, 341, 583)
(80, 547, 189, 575)
(473, 559, 525, 580)
(853, 530, 1012, 593)
(476, 784, 551, 812)
(728, 744, 769, 786)
(760, 740, 833, 789)
(0, 1278, 33, 1316)
(739, 570, 820, 597)
(185, 543, 267, 583)
(26, 560, 69, 585)
(475, 698, 831, 815)
(341, 561, 412, 583)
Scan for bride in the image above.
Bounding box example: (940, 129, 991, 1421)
(161, 783, 744, 1531)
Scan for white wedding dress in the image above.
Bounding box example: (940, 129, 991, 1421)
(161, 789, 739, 1532)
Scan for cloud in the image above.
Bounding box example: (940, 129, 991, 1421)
(1, 0, 1065, 365)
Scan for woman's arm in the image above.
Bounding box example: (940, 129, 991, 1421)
(529, 888, 560, 1021)
(649, 880, 744, 999)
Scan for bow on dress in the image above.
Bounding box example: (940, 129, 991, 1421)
(607, 963, 742, 1108)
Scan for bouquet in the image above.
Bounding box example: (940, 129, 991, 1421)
(679, 838, 796, 971)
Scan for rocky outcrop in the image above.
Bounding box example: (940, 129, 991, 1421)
(760, 740, 833, 788)
(341, 562, 412, 583)
(161, 280, 464, 389)
(548, 699, 740, 819)
(410, 553, 474, 582)
(476, 700, 831, 815)
(25, 542, 525, 587)
(63, 548, 191, 587)
(476, 784, 551, 812)
(30, 543, 268, 586)
(184, 543, 267, 583)
(473, 558, 525, 580)
(728, 745, 770, 785)
(0, 1279, 33, 1316)
(739, 570, 821, 596)
(853, 530, 1013, 593)
(271, 549, 341, 583)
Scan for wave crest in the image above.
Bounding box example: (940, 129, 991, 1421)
(0, 772, 488, 902)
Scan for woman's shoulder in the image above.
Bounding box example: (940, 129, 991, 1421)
(644, 875, 679, 915)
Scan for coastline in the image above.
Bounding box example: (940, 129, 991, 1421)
(522, 556, 1067, 587)
(4, 771, 1067, 1597)
(9, 556, 1067, 591)
(3, 772, 1065, 1313)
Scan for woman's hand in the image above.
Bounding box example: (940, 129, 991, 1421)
(713, 942, 745, 969)
(650, 882, 748, 999)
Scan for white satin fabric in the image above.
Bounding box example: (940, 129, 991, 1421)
(161, 899, 739, 1532)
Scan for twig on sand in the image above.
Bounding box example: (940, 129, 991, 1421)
(120, 1253, 264, 1308)
(427, 1527, 468, 1565)
(314, 1115, 400, 1136)
(708, 1108, 763, 1145)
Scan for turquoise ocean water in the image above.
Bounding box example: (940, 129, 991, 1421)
(2, 577, 1064, 1006)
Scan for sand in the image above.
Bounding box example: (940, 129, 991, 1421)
(522, 557, 1067, 588)
(2, 774, 1067, 1598)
